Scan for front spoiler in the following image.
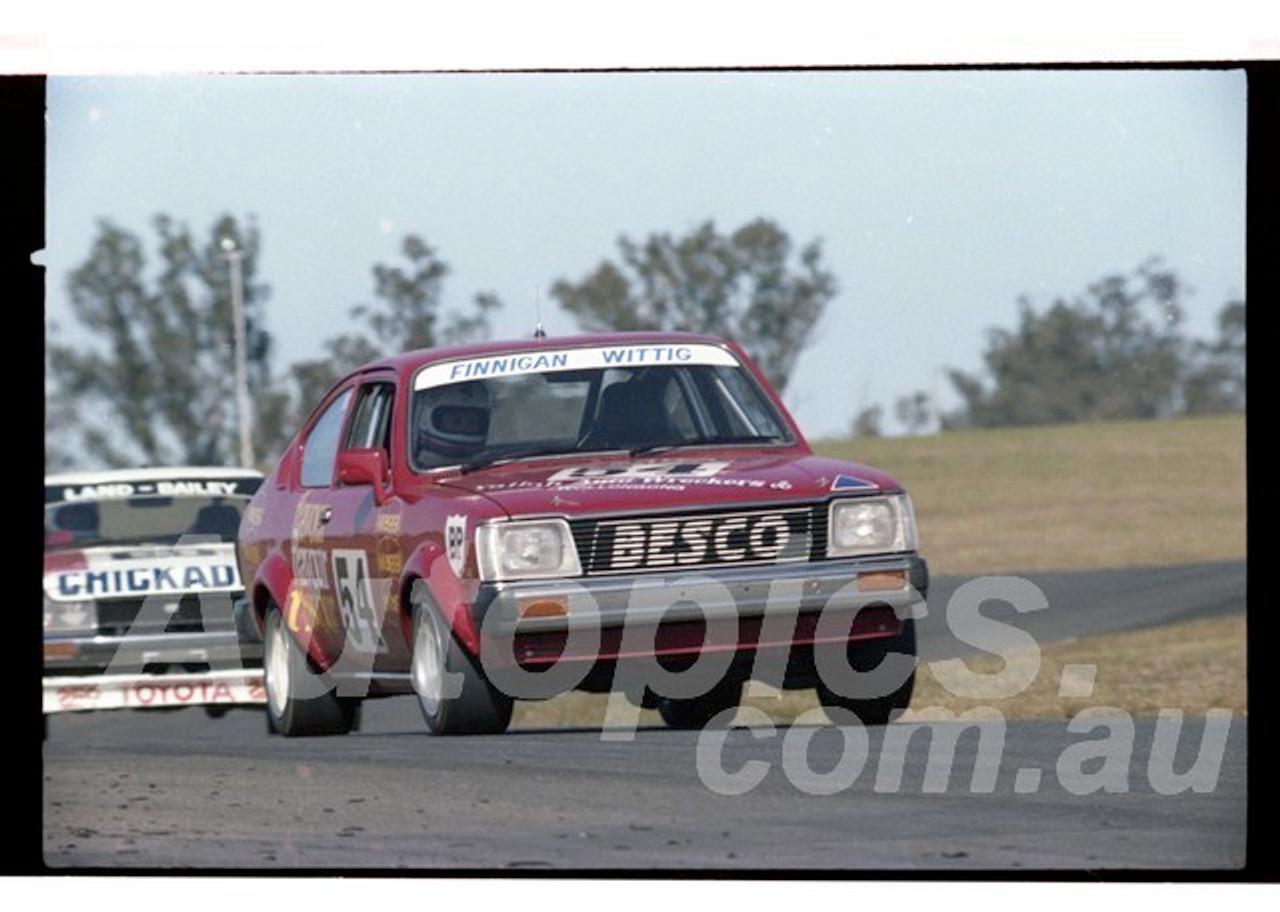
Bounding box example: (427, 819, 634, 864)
(43, 668, 266, 714)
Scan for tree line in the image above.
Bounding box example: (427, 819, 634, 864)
(44, 213, 1244, 471)
(862, 257, 1245, 437)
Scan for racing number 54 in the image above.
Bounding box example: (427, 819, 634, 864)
(330, 549, 387, 654)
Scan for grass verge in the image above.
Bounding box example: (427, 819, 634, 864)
(814, 414, 1246, 578)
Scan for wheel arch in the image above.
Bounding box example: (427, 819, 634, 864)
(401, 541, 483, 657)
(251, 550, 294, 628)
(250, 551, 334, 673)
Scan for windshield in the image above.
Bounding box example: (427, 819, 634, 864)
(44, 494, 251, 552)
(409, 344, 793, 472)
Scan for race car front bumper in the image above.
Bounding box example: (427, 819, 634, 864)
(475, 554, 928, 669)
(43, 630, 265, 714)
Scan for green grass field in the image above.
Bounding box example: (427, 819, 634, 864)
(814, 413, 1246, 577)
(511, 414, 1248, 727)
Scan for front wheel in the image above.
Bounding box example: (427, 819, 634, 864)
(411, 596, 512, 735)
(263, 606, 358, 737)
(815, 619, 916, 726)
(657, 677, 744, 729)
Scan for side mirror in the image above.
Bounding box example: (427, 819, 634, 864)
(336, 448, 391, 505)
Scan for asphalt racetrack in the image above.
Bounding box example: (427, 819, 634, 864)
(41, 561, 1248, 872)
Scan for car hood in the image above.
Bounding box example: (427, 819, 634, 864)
(437, 448, 904, 518)
(43, 541, 243, 603)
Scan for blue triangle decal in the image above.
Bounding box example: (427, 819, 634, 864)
(831, 474, 877, 491)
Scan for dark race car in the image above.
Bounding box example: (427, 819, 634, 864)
(44, 467, 266, 718)
(236, 332, 927, 736)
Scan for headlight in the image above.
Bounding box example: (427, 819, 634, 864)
(43, 594, 98, 635)
(476, 519, 583, 581)
(828, 495, 917, 557)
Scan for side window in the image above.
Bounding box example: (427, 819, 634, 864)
(300, 388, 354, 488)
(345, 382, 395, 456)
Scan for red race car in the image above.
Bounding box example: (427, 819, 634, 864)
(236, 332, 927, 736)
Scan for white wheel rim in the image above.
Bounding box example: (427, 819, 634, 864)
(412, 608, 444, 717)
(265, 614, 291, 717)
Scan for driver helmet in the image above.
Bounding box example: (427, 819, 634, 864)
(416, 381, 492, 460)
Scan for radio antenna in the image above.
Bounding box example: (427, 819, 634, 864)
(533, 288, 546, 338)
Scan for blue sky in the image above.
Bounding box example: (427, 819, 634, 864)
(42, 67, 1247, 439)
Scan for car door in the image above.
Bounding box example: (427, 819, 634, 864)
(315, 377, 411, 675)
(289, 384, 357, 666)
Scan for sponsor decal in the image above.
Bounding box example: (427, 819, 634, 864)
(291, 546, 330, 590)
(475, 463, 797, 495)
(547, 461, 730, 484)
(831, 474, 878, 492)
(375, 510, 403, 535)
(415, 343, 739, 390)
(55, 683, 100, 712)
(474, 479, 796, 495)
(286, 585, 315, 635)
(45, 675, 266, 713)
(239, 540, 265, 566)
(376, 537, 403, 575)
(120, 679, 257, 707)
(592, 507, 811, 573)
(292, 500, 330, 545)
(446, 514, 468, 575)
(473, 480, 551, 492)
(51, 556, 240, 599)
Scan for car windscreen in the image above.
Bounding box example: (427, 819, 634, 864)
(409, 359, 793, 472)
(43, 495, 251, 551)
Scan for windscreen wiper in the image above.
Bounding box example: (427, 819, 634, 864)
(628, 434, 785, 456)
(458, 446, 575, 474)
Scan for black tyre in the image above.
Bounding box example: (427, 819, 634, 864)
(815, 618, 916, 726)
(657, 677, 744, 730)
(411, 595, 512, 735)
(263, 606, 358, 737)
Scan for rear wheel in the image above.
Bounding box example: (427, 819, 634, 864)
(815, 619, 916, 726)
(411, 595, 512, 735)
(263, 605, 358, 737)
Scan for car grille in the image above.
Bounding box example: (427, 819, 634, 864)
(571, 503, 829, 576)
(95, 593, 237, 637)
